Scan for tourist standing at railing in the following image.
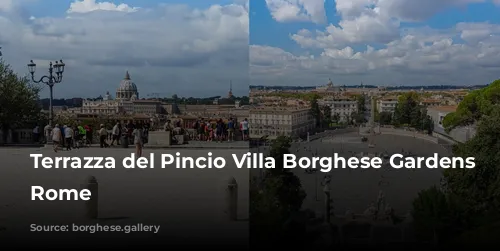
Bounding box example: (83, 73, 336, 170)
(216, 119, 224, 143)
(199, 119, 206, 141)
(227, 118, 235, 142)
(84, 125, 92, 144)
(241, 118, 249, 141)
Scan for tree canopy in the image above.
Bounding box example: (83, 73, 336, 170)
(391, 92, 432, 132)
(393, 91, 421, 125)
(443, 80, 500, 132)
(412, 81, 500, 245)
(264, 92, 322, 101)
(250, 136, 307, 248)
(444, 107, 500, 214)
(0, 60, 41, 130)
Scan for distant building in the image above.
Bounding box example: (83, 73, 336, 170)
(315, 78, 341, 93)
(249, 107, 315, 139)
(376, 97, 398, 114)
(81, 71, 162, 116)
(420, 99, 441, 107)
(319, 96, 358, 122)
(427, 105, 475, 143)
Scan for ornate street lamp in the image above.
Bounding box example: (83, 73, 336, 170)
(27, 60, 65, 142)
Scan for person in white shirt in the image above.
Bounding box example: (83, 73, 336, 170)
(240, 118, 249, 140)
(51, 124, 61, 152)
(133, 122, 144, 158)
(64, 125, 74, 151)
(44, 124, 51, 144)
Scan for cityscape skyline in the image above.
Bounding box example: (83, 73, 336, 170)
(0, 0, 249, 99)
(250, 0, 500, 87)
(2, 0, 499, 100)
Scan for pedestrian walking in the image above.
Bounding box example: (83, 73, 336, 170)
(64, 125, 74, 151)
(51, 124, 62, 152)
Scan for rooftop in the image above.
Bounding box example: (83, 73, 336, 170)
(427, 105, 458, 112)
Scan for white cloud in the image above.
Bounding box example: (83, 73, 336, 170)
(291, 0, 490, 49)
(251, 23, 500, 86)
(0, 0, 249, 98)
(67, 0, 138, 13)
(253, 0, 500, 86)
(0, 0, 14, 12)
(265, 0, 326, 24)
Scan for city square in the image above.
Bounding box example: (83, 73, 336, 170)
(255, 132, 451, 217)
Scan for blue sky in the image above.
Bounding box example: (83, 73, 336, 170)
(0, 0, 248, 98)
(24, 0, 241, 16)
(250, 0, 500, 87)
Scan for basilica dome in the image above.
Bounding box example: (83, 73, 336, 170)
(116, 71, 139, 100)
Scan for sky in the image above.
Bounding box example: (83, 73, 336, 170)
(0, 0, 249, 99)
(250, 0, 500, 87)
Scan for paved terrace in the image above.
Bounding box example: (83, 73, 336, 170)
(0, 147, 249, 246)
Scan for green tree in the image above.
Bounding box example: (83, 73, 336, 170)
(419, 110, 434, 133)
(321, 105, 331, 127)
(393, 91, 421, 125)
(310, 98, 321, 127)
(443, 80, 500, 132)
(265, 92, 321, 101)
(412, 186, 463, 244)
(353, 95, 367, 124)
(444, 107, 500, 215)
(378, 111, 393, 125)
(356, 94, 367, 113)
(332, 112, 340, 123)
(0, 60, 41, 138)
(250, 136, 307, 248)
(412, 82, 500, 245)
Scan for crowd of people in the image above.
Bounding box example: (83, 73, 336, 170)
(44, 124, 94, 152)
(35, 117, 250, 157)
(191, 117, 249, 142)
(44, 120, 150, 157)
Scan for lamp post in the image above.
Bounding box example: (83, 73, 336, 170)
(27, 59, 65, 141)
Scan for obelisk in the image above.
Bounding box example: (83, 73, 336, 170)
(368, 95, 376, 147)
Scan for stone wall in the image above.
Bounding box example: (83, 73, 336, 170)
(309, 128, 358, 141)
(378, 128, 438, 144)
(147, 131, 172, 146)
(0, 129, 34, 144)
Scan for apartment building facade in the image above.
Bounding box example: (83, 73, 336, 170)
(249, 107, 315, 139)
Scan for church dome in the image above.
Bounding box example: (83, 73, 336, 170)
(116, 71, 139, 100)
(327, 78, 333, 87)
(118, 71, 137, 92)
